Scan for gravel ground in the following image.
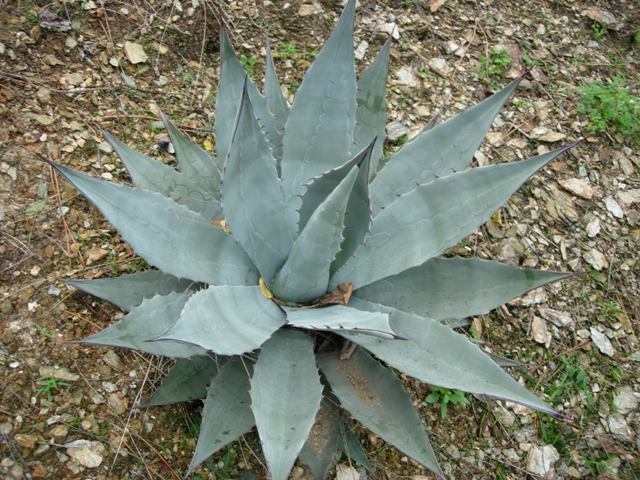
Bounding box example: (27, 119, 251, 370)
(1, 0, 639, 479)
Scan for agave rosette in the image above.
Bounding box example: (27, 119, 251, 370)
(59, 1, 575, 478)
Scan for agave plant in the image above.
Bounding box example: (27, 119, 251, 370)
(59, 1, 575, 478)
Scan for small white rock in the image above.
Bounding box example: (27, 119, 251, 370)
(428, 57, 450, 77)
(590, 327, 615, 357)
(394, 66, 418, 86)
(124, 41, 148, 64)
(583, 248, 608, 271)
(586, 217, 601, 237)
(538, 307, 574, 328)
(526, 444, 560, 477)
(336, 464, 360, 480)
(379, 22, 400, 39)
(559, 178, 594, 200)
(531, 317, 552, 346)
(65, 440, 105, 468)
(604, 196, 624, 218)
(354, 40, 368, 60)
(607, 414, 634, 441)
(613, 387, 638, 414)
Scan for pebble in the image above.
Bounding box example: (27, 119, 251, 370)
(586, 217, 601, 237)
(85, 246, 109, 264)
(102, 350, 123, 370)
(48, 424, 69, 439)
(590, 327, 615, 357)
(582, 7, 623, 30)
(65, 440, 105, 468)
(531, 316, 552, 346)
(298, 3, 323, 16)
(531, 127, 566, 143)
(107, 393, 128, 415)
(607, 414, 634, 441)
(38, 366, 79, 382)
(98, 141, 113, 154)
(604, 196, 624, 218)
(538, 307, 574, 328)
(15, 433, 39, 449)
(613, 387, 638, 414)
(559, 178, 594, 200)
(379, 22, 400, 39)
(394, 66, 419, 87)
(335, 464, 360, 480)
(65, 37, 78, 49)
(583, 248, 608, 271)
(428, 57, 450, 77)
(526, 444, 560, 477)
(354, 40, 368, 60)
(386, 121, 409, 142)
(124, 41, 148, 64)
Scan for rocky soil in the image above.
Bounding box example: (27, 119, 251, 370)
(1, 0, 639, 479)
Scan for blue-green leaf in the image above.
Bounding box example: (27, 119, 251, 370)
(250, 329, 323, 480)
(223, 84, 294, 282)
(55, 165, 258, 285)
(264, 42, 288, 163)
(155, 286, 285, 355)
(80, 292, 205, 358)
(273, 165, 360, 303)
(354, 37, 390, 178)
(103, 131, 221, 219)
(318, 348, 443, 478)
(331, 145, 574, 290)
(280, 0, 357, 199)
(343, 298, 555, 415)
(188, 358, 255, 474)
(354, 257, 571, 320)
(159, 111, 221, 191)
(299, 398, 341, 480)
(371, 78, 522, 210)
(284, 305, 396, 338)
(66, 270, 193, 311)
(144, 355, 222, 406)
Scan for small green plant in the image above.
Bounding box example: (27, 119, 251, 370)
(578, 77, 640, 142)
(634, 28, 640, 45)
(35, 323, 54, 339)
(586, 454, 616, 476)
(207, 446, 239, 479)
(182, 73, 194, 84)
(538, 416, 570, 454)
(275, 42, 297, 59)
(425, 387, 470, 419)
(595, 300, 625, 321)
(591, 22, 607, 40)
(545, 356, 592, 405)
(239, 54, 257, 76)
(477, 47, 511, 79)
(36, 376, 70, 402)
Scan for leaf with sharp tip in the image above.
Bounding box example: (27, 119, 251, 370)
(159, 111, 221, 191)
(354, 37, 390, 178)
(264, 42, 288, 163)
(216, 30, 281, 164)
(54, 165, 258, 286)
(338, 419, 372, 472)
(280, 0, 357, 199)
(145, 355, 223, 406)
(80, 291, 205, 358)
(343, 298, 556, 415)
(273, 165, 360, 303)
(66, 270, 193, 311)
(103, 131, 221, 219)
(332, 146, 372, 273)
(284, 305, 396, 339)
(371, 78, 522, 210)
(223, 85, 294, 282)
(299, 398, 341, 480)
(188, 358, 255, 475)
(251, 329, 323, 480)
(155, 286, 285, 355)
(354, 257, 572, 320)
(298, 143, 372, 231)
(331, 145, 574, 290)
(318, 348, 443, 478)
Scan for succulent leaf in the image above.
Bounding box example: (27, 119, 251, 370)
(223, 83, 295, 282)
(318, 348, 443, 478)
(299, 398, 341, 480)
(338, 419, 372, 472)
(284, 305, 396, 338)
(250, 329, 323, 480)
(273, 165, 360, 302)
(103, 131, 221, 219)
(154, 285, 285, 355)
(354, 37, 391, 177)
(371, 78, 522, 210)
(354, 257, 572, 320)
(54, 165, 258, 286)
(298, 143, 372, 231)
(331, 145, 574, 290)
(188, 358, 255, 474)
(66, 270, 193, 311)
(344, 298, 555, 414)
(144, 355, 222, 406)
(264, 41, 289, 163)
(280, 0, 357, 199)
(159, 111, 222, 190)
(80, 292, 205, 358)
